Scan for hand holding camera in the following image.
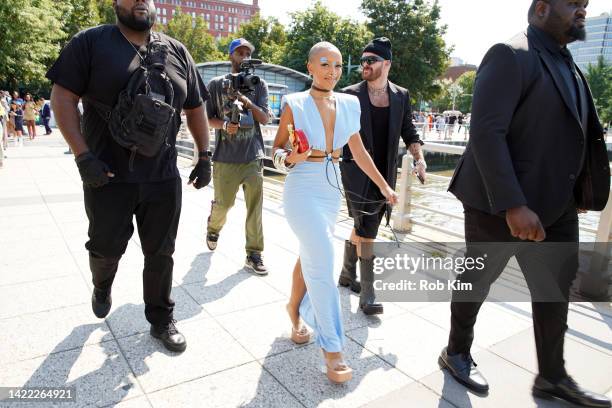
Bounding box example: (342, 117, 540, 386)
(223, 120, 240, 135)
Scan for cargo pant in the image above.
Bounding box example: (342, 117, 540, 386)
(207, 159, 264, 255)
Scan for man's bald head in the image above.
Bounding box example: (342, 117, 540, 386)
(308, 42, 341, 63)
(528, 0, 588, 44)
(528, 0, 560, 22)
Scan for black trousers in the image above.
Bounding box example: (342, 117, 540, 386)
(84, 178, 182, 325)
(42, 116, 51, 134)
(448, 201, 578, 382)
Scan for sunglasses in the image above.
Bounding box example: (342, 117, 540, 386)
(360, 56, 385, 66)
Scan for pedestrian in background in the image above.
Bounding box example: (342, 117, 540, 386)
(38, 97, 52, 135)
(23, 93, 38, 140)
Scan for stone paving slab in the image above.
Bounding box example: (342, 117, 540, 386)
(182, 271, 285, 317)
(104, 285, 207, 340)
(117, 317, 255, 393)
(215, 300, 311, 360)
(486, 301, 612, 356)
(0, 221, 64, 244)
(572, 302, 612, 319)
(346, 310, 481, 382)
(0, 303, 113, 366)
(566, 304, 612, 356)
(0, 251, 79, 287)
(420, 349, 560, 408)
(339, 289, 408, 331)
(146, 362, 302, 408)
(0, 341, 144, 408)
(171, 250, 245, 286)
(1, 134, 610, 408)
(363, 381, 455, 408)
(490, 328, 612, 393)
(0, 236, 71, 265)
(104, 396, 152, 408)
(412, 302, 534, 349)
(0, 275, 89, 319)
(45, 209, 87, 228)
(261, 340, 414, 408)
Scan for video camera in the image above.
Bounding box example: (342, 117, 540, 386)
(222, 59, 263, 126)
(222, 58, 262, 95)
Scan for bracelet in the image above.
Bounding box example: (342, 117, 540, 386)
(413, 159, 427, 170)
(222, 121, 228, 132)
(273, 148, 294, 172)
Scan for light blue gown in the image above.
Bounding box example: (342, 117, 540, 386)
(282, 91, 361, 352)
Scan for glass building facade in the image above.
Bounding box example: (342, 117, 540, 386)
(568, 12, 612, 71)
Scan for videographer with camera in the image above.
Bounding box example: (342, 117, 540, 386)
(205, 38, 270, 274)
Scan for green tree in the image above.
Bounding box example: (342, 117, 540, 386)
(0, 0, 65, 91)
(429, 78, 453, 112)
(455, 70, 476, 113)
(586, 56, 612, 126)
(96, 0, 116, 25)
(361, 0, 451, 101)
(282, 1, 372, 88)
(236, 14, 286, 65)
(215, 36, 233, 59)
(60, 0, 100, 42)
(164, 8, 224, 63)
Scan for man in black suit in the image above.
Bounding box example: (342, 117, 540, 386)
(339, 37, 426, 315)
(439, 1, 611, 406)
(37, 97, 52, 135)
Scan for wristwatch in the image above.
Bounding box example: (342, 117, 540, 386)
(198, 150, 212, 159)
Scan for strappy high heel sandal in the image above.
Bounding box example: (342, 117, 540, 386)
(290, 326, 310, 344)
(286, 304, 310, 344)
(323, 350, 353, 384)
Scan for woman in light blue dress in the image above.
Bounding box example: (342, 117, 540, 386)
(273, 42, 398, 383)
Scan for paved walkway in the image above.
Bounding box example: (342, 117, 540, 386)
(0, 132, 610, 408)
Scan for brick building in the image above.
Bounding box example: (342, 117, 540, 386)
(440, 64, 477, 83)
(155, 0, 260, 38)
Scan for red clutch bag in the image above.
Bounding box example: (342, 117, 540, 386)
(288, 124, 310, 153)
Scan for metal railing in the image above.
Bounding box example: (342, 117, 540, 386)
(176, 125, 612, 243)
(392, 142, 612, 240)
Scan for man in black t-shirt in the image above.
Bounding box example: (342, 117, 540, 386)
(340, 38, 426, 315)
(47, 0, 212, 353)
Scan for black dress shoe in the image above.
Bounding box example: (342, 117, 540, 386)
(150, 320, 187, 353)
(533, 375, 611, 407)
(438, 347, 489, 394)
(91, 288, 111, 318)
